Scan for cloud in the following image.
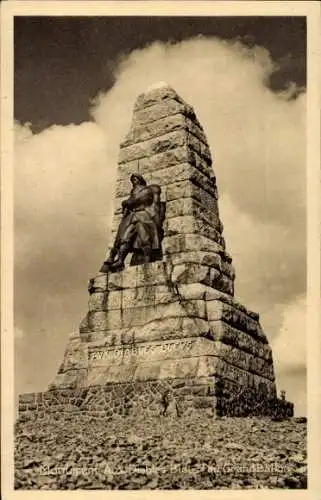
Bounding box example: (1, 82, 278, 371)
(273, 295, 306, 371)
(14, 37, 306, 411)
(271, 295, 306, 416)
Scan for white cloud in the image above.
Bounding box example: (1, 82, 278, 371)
(273, 295, 306, 371)
(272, 295, 306, 416)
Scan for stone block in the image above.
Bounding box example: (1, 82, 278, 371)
(19, 393, 36, 404)
(106, 263, 171, 291)
(164, 172, 217, 203)
(104, 316, 185, 344)
(165, 197, 195, 219)
(222, 260, 236, 280)
(207, 300, 265, 341)
(165, 198, 220, 227)
(106, 271, 124, 291)
(60, 341, 88, 372)
(118, 130, 187, 164)
(145, 163, 196, 188)
(169, 262, 233, 295)
(169, 251, 222, 272)
(135, 261, 170, 287)
(122, 113, 188, 147)
(79, 314, 90, 334)
(138, 146, 189, 175)
(185, 119, 209, 147)
(209, 269, 234, 295)
(117, 159, 139, 179)
(165, 180, 217, 208)
(187, 148, 214, 178)
(122, 286, 156, 308)
(88, 311, 109, 331)
(88, 292, 107, 312)
(196, 356, 276, 397)
(121, 305, 154, 328)
(119, 299, 207, 329)
(165, 179, 193, 201)
(35, 392, 44, 404)
(185, 234, 224, 254)
(203, 288, 259, 320)
(187, 133, 212, 164)
(132, 98, 195, 126)
(107, 290, 122, 310)
(134, 86, 186, 111)
(171, 262, 209, 286)
(90, 273, 108, 293)
(162, 234, 187, 254)
(215, 342, 274, 380)
(26, 404, 37, 411)
(104, 309, 122, 330)
(107, 265, 137, 290)
(115, 177, 132, 198)
(209, 321, 273, 362)
(154, 284, 178, 304)
(177, 284, 208, 301)
(165, 215, 222, 242)
(157, 357, 200, 380)
(162, 234, 223, 256)
(51, 369, 88, 390)
(215, 360, 277, 399)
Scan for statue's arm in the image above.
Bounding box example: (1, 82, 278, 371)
(122, 188, 153, 209)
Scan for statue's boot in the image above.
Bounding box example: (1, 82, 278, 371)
(109, 243, 130, 272)
(104, 247, 118, 266)
(100, 247, 118, 272)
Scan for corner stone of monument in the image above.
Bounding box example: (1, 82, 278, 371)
(18, 84, 294, 420)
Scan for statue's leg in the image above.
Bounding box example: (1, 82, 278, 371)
(109, 242, 131, 272)
(104, 246, 118, 265)
(99, 246, 118, 272)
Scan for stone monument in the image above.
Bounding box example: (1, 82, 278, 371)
(18, 83, 293, 419)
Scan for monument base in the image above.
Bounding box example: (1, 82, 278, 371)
(17, 262, 294, 421)
(18, 381, 294, 422)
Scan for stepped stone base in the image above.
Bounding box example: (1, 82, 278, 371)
(18, 258, 286, 420)
(48, 265, 277, 405)
(18, 381, 294, 422)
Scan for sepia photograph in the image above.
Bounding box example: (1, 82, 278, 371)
(1, 1, 320, 496)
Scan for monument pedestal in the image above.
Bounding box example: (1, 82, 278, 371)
(45, 260, 287, 418)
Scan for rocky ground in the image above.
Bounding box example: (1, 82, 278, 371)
(15, 414, 307, 490)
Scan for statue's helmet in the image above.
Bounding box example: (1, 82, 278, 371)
(130, 172, 147, 186)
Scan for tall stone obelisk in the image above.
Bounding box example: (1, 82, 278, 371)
(46, 83, 292, 418)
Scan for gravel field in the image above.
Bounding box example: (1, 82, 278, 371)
(15, 415, 307, 490)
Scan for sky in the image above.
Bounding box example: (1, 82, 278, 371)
(14, 16, 306, 415)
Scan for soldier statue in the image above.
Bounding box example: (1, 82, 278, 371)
(100, 173, 165, 273)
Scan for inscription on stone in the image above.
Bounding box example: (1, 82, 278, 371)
(89, 340, 195, 364)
